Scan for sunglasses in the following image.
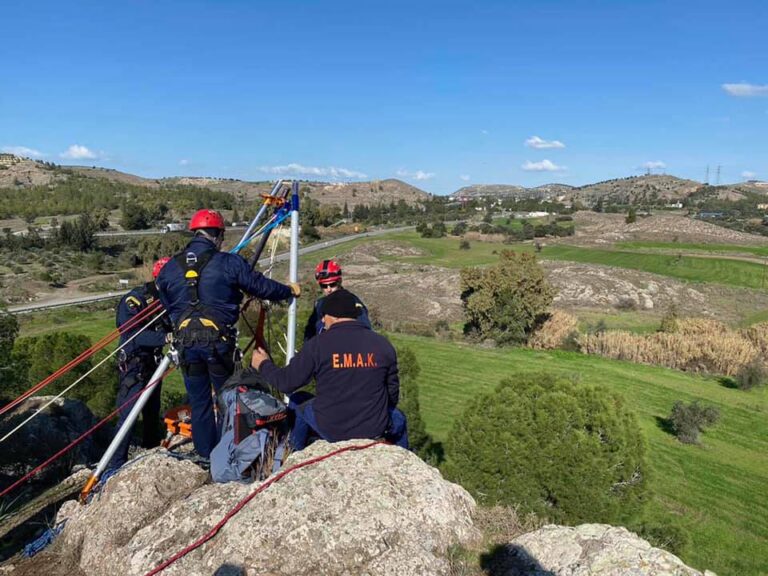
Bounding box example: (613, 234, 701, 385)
(321, 282, 339, 290)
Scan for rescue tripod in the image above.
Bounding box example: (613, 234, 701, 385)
(80, 180, 302, 502)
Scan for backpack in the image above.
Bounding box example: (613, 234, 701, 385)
(210, 372, 289, 483)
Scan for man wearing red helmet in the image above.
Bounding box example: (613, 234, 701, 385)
(304, 259, 370, 341)
(109, 257, 172, 469)
(155, 209, 299, 461)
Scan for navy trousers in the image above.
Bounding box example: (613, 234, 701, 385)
(110, 360, 163, 469)
(180, 342, 235, 458)
(288, 392, 410, 451)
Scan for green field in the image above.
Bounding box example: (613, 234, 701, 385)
(390, 334, 768, 575)
(619, 241, 768, 258)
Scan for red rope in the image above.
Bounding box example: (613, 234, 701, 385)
(144, 441, 385, 576)
(0, 365, 173, 500)
(0, 300, 163, 417)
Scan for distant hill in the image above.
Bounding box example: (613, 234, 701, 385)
(452, 176, 706, 205)
(0, 156, 430, 207)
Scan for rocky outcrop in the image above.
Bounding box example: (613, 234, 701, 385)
(0, 397, 101, 490)
(55, 440, 478, 575)
(490, 524, 715, 576)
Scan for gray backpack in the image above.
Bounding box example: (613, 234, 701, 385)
(210, 372, 288, 483)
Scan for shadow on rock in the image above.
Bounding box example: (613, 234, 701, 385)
(480, 543, 556, 576)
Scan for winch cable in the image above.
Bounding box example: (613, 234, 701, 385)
(0, 300, 162, 417)
(143, 441, 386, 576)
(0, 310, 168, 445)
(0, 366, 174, 500)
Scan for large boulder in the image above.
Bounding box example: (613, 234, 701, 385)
(490, 524, 715, 576)
(56, 439, 478, 575)
(0, 396, 101, 490)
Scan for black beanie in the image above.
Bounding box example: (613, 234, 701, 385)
(322, 289, 360, 319)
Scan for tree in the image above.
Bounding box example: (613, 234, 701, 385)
(626, 206, 637, 224)
(442, 372, 648, 524)
(0, 313, 26, 400)
(460, 251, 555, 345)
(395, 346, 438, 462)
(121, 201, 150, 230)
(451, 221, 467, 236)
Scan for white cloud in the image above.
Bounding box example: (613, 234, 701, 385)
(722, 83, 768, 97)
(459, 174, 471, 181)
(258, 162, 367, 179)
(481, 129, 489, 135)
(1, 145, 45, 158)
(179, 159, 189, 166)
(396, 168, 435, 181)
(521, 159, 565, 172)
(60, 144, 98, 160)
(742, 170, 757, 179)
(642, 160, 666, 170)
(525, 136, 565, 149)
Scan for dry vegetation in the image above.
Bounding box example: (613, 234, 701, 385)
(528, 310, 578, 350)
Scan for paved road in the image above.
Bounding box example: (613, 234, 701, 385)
(7, 226, 414, 314)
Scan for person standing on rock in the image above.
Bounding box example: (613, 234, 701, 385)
(156, 209, 300, 462)
(110, 257, 172, 469)
(251, 288, 408, 450)
(304, 259, 371, 341)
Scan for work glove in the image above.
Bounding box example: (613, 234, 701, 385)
(289, 282, 301, 297)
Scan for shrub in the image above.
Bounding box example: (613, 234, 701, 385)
(459, 239, 471, 250)
(615, 296, 637, 310)
(395, 346, 439, 463)
(669, 400, 720, 444)
(632, 520, 690, 557)
(461, 251, 555, 345)
(442, 372, 648, 524)
(626, 207, 637, 224)
(735, 358, 767, 391)
(528, 310, 579, 350)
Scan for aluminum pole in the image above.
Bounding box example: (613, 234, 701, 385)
(285, 181, 300, 364)
(81, 354, 173, 500)
(234, 180, 283, 248)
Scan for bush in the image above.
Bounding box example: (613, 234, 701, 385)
(461, 251, 555, 345)
(459, 239, 470, 250)
(442, 372, 648, 524)
(528, 310, 579, 350)
(615, 296, 637, 310)
(395, 346, 439, 463)
(735, 358, 767, 390)
(669, 400, 720, 444)
(632, 520, 690, 557)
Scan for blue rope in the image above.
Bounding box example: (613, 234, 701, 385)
(22, 521, 66, 558)
(230, 207, 291, 255)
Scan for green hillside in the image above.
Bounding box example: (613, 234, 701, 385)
(390, 334, 768, 576)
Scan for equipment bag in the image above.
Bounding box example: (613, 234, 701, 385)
(210, 371, 288, 483)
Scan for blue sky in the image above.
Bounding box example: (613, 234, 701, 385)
(1, 0, 766, 194)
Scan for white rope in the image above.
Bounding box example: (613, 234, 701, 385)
(0, 310, 167, 444)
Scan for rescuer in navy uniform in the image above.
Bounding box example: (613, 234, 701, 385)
(110, 257, 172, 469)
(303, 259, 371, 341)
(251, 289, 408, 451)
(156, 209, 300, 460)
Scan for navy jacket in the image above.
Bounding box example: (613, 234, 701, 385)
(156, 237, 293, 328)
(116, 283, 168, 359)
(303, 290, 371, 341)
(257, 320, 399, 442)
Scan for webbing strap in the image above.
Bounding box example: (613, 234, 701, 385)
(174, 249, 215, 328)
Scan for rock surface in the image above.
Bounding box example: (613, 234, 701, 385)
(55, 440, 478, 575)
(0, 396, 101, 490)
(492, 524, 715, 576)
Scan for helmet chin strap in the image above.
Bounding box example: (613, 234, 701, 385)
(196, 229, 224, 249)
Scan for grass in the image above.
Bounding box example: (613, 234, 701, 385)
(574, 309, 662, 334)
(390, 334, 768, 576)
(618, 241, 768, 258)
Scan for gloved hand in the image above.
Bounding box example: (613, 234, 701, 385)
(289, 282, 301, 297)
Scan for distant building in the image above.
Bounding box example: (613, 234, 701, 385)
(0, 153, 21, 167)
(697, 211, 725, 219)
(665, 202, 683, 209)
(757, 203, 768, 210)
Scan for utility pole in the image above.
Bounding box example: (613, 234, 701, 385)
(716, 165, 721, 186)
(705, 165, 710, 185)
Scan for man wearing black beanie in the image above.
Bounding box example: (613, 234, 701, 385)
(250, 289, 408, 450)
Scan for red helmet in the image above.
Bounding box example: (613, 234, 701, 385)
(189, 209, 225, 231)
(315, 259, 342, 285)
(152, 256, 172, 279)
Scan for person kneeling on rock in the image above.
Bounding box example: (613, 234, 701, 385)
(249, 289, 408, 451)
